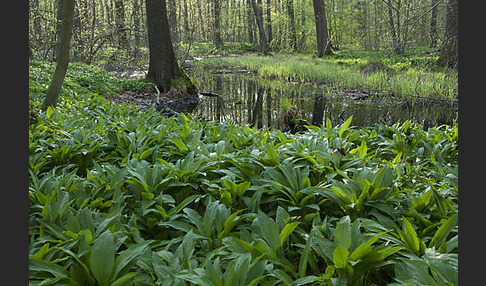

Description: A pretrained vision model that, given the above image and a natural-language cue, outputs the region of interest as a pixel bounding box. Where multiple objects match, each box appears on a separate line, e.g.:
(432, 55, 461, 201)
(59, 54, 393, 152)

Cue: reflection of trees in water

(266, 89, 272, 128)
(193, 73, 456, 129)
(312, 94, 325, 126)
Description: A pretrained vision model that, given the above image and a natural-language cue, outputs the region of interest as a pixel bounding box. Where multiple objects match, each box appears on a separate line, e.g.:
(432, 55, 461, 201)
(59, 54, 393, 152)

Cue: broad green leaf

(338, 116, 353, 137)
(90, 230, 116, 286)
(280, 222, 300, 247)
(429, 214, 458, 249)
(30, 258, 69, 279)
(334, 216, 352, 249)
(110, 272, 137, 286)
(113, 241, 151, 279)
(400, 218, 421, 255)
(333, 246, 349, 269)
(349, 232, 384, 261)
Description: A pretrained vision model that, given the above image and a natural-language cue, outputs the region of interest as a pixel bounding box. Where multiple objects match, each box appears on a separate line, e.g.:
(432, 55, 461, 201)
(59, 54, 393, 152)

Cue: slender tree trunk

(438, 0, 458, 68)
(247, 0, 255, 44)
(196, 0, 206, 41)
(42, 0, 75, 111)
(286, 0, 297, 50)
(299, 0, 306, 50)
(132, 0, 141, 58)
(312, 0, 331, 57)
(114, 0, 128, 50)
(250, 0, 268, 54)
(54, 0, 64, 61)
(167, 0, 178, 43)
(213, 0, 223, 48)
(182, 0, 190, 42)
(429, 0, 439, 48)
(145, 0, 194, 94)
(266, 0, 273, 46)
(386, 0, 402, 54)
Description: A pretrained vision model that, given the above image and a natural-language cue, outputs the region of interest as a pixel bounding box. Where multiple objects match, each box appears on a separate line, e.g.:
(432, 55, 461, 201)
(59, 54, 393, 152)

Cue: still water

(192, 72, 457, 130)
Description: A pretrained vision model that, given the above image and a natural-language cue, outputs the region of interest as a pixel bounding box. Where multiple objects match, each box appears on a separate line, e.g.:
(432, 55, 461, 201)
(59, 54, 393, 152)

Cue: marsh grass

(192, 51, 457, 99)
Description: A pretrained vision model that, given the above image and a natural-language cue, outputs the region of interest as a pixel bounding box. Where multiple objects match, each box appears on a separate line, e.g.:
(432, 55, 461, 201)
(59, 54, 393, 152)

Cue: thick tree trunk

(312, 0, 331, 57)
(438, 0, 458, 68)
(42, 0, 75, 111)
(145, 0, 194, 94)
(250, 0, 268, 54)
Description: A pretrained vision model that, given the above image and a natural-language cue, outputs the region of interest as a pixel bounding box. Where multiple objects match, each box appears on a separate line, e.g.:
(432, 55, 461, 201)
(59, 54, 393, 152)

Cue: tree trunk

(286, 0, 297, 50)
(167, 0, 178, 43)
(266, 0, 273, 46)
(54, 0, 64, 61)
(250, 0, 268, 54)
(145, 0, 195, 94)
(133, 0, 141, 58)
(312, 0, 331, 57)
(196, 0, 206, 41)
(213, 0, 223, 49)
(386, 0, 402, 54)
(42, 0, 75, 111)
(438, 0, 458, 68)
(114, 0, 128, 50)
(429, 0, 439, 48)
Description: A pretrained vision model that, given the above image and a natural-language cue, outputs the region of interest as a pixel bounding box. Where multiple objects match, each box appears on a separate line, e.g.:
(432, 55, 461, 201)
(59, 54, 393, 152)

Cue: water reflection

(192, 72, 457, 130)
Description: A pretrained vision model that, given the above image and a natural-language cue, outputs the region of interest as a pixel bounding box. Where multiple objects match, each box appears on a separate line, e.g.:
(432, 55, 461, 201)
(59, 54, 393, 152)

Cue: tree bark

(250, 0, 268, 54)
(266, 0, 273, 46)
(133, 0, 141, 58)
(114, 0, 128, 50)
(438, 0, 458, 68)
(167, 0, 178, 43)
(429, 0, 439, 48)
(42, 0, 75, 111)
(312, 0, 331, 57)
(213, 0, 223, 49)
(145, 0, 194, 94)
(286, 0, 297, 50)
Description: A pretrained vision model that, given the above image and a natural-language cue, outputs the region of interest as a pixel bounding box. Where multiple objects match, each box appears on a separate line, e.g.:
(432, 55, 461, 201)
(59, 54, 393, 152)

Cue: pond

(191, 71, 458, 131)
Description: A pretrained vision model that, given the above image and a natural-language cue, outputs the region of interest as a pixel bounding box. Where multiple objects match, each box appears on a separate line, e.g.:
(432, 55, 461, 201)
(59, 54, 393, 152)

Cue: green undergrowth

(29, 60, 458, 285)
(191, 50, 457, 99)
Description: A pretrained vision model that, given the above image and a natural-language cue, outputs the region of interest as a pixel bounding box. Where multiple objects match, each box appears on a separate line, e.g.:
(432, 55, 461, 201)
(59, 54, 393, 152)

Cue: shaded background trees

(29, 0, 455, 66)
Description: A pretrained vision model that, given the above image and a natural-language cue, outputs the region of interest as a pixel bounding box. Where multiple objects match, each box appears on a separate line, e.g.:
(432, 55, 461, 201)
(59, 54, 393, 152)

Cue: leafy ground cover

(29, 60, 458, 285)
(190, 48, 458, 100)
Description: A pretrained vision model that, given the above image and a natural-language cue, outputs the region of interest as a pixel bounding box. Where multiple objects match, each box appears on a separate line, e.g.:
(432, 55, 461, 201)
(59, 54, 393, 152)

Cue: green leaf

(400, 218, 421, 255)
(428, 214, 458, 250)
(90, 230, 116, 286)
(110, 272, 137, 286)
(349, 232, 384, 261)
(46, 106, 54, 120)
(334, 216, 352, 249)
(280, 222, 300, 247)
(333, 246, 349, 269)
(113, 241, 151, 279)
(338, 116, 353, 137)
(30, 258, 69, 279)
